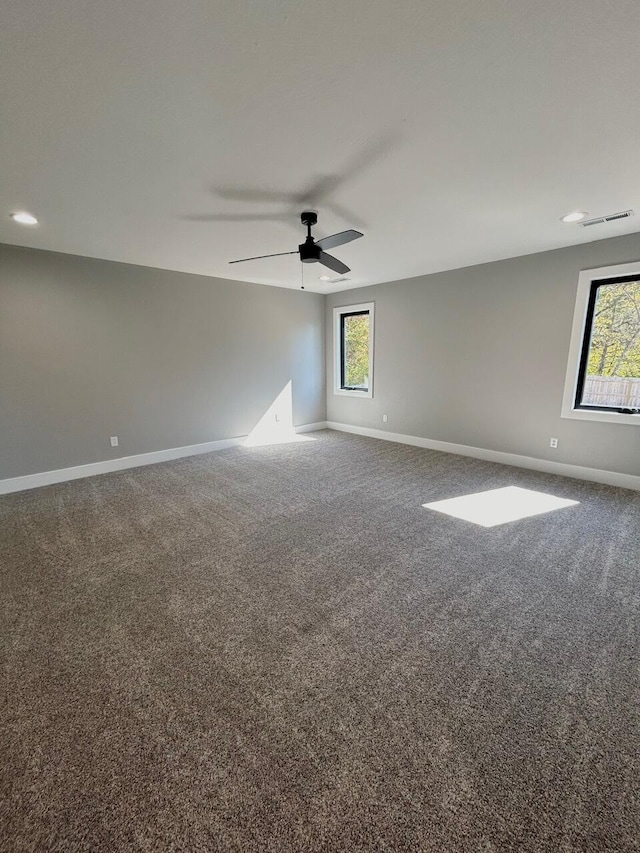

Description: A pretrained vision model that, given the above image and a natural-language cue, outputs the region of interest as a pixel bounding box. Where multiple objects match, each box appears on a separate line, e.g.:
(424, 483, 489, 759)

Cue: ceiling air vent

(580, 210, 634, 227)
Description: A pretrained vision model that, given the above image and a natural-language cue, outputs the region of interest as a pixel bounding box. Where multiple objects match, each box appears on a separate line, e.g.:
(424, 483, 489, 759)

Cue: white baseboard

(326, 421, 640, 492)
(0, 422, 328, 496)
(295, 421, 328, 434)
(7, 419, 631, 495)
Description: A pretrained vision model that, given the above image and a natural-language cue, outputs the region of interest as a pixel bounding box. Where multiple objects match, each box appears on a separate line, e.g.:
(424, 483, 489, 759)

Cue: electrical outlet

(110, 436, 119, 447)
(382, 414, 388, 423)
(549, 437, 558, 448)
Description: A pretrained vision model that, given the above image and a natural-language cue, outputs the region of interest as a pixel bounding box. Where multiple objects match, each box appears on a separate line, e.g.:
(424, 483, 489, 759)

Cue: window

(562, 263, 640, 425)
(334, 302, 374, 397)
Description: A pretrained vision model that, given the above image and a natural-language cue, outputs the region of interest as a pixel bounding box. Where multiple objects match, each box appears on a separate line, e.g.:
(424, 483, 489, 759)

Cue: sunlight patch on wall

(422, 486, 579, 528)
(243, 381, 315, 447)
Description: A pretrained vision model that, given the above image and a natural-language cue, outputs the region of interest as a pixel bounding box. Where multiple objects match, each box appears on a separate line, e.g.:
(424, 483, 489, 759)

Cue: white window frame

(333, 302, 375, 398)
(561, 261, 640, 426)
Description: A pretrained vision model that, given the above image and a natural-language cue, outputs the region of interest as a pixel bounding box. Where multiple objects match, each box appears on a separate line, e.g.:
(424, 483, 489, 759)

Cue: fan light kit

(10, 212, 38, 225)
(229, 211, 363, 278)
(560, 211, 588, 223)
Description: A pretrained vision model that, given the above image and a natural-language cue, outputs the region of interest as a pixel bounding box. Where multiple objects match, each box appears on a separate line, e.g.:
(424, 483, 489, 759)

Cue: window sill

(561, 407, 640, 426)
(334, 388, 373, 399)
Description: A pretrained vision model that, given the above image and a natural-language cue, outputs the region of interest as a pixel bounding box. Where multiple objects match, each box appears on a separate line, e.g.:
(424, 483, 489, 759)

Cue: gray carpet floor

(1, 430, 639, 852)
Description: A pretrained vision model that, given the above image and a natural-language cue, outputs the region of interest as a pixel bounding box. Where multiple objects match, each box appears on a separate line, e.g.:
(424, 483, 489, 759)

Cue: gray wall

(326, 232, 640, 477)
(0, 244, 325, 479)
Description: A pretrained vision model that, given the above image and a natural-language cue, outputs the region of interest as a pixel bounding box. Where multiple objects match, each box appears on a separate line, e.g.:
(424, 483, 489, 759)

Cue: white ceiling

(2, 0, 640, 293)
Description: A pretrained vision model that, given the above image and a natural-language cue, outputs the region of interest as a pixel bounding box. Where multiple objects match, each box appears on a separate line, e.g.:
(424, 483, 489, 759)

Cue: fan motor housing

(299, 241, 321, 263)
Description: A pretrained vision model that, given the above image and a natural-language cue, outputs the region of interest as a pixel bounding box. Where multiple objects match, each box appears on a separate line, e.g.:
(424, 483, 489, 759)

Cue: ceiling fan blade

(183, 213, 291, 223)
(215, 187, 295, 203)
(315, 229, 363, 251)
(229, 251, 297, 265)
(323, 201, 366, 229)
(319, 251, 350, 275)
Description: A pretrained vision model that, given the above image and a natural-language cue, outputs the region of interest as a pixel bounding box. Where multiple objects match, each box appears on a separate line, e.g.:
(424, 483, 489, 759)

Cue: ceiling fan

(229, 211, 363, 275)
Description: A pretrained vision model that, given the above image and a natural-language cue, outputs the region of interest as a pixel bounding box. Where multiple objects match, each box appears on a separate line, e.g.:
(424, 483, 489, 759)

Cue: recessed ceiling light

(10, 212, 38, 225)
(560, 211, 588, 223)
(319, 274, 351, 284)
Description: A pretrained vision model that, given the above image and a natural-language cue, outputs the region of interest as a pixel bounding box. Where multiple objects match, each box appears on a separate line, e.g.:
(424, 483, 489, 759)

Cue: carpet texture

(1, 430, 639, 852)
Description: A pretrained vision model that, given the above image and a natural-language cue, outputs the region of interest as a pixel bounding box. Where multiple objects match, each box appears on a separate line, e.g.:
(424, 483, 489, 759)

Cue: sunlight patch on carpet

(243, 381, 316, 447)
(423, 486, 579, 527)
